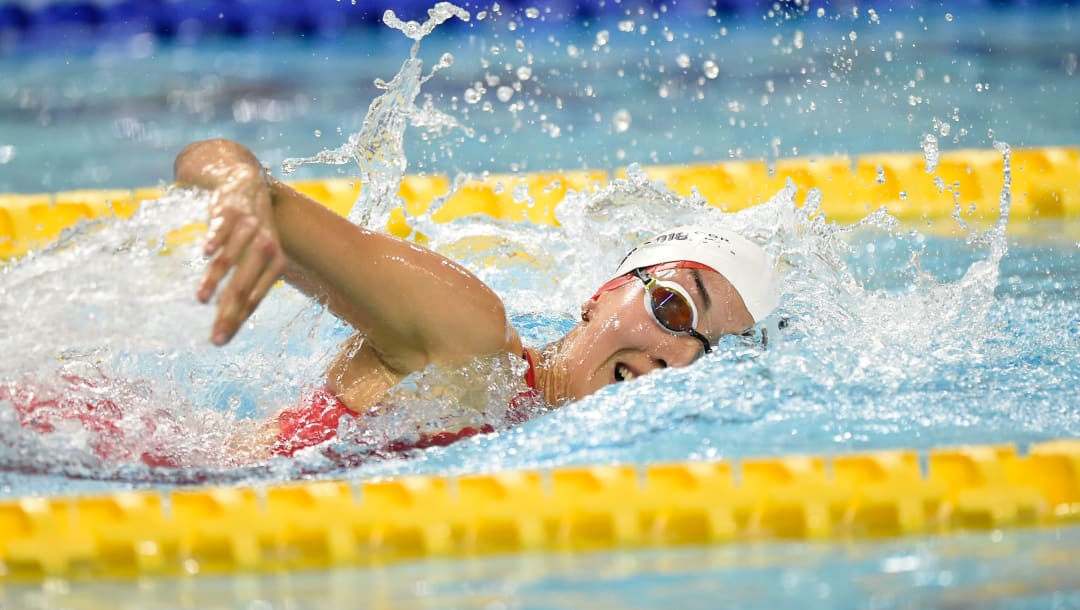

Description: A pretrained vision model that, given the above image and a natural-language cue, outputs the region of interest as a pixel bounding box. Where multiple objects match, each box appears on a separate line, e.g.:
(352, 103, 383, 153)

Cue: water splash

(281, 3, 471, 229)
(382, 3, 470, 41)
(1, 3, 1075, 487)
(0, 189, 330, 479)
(921, 133, 940, 173)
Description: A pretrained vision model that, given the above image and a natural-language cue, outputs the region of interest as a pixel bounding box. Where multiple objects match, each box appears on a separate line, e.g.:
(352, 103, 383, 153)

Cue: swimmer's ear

(580, 297, 598, 323)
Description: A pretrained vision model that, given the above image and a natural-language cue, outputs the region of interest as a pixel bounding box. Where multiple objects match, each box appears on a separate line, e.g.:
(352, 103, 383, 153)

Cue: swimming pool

(2, 1, 1079, 608)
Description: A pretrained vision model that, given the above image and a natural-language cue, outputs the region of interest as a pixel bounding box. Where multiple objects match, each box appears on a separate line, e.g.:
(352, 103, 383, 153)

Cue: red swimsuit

(4, 352, 542, 465)
(271, 350, 542, 457)
(1, 376, 180, 468)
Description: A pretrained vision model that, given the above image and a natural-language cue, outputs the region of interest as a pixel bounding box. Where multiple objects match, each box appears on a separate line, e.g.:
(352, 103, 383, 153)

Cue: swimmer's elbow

(472, 299, 518, 355)
(429, 298, 514, 362)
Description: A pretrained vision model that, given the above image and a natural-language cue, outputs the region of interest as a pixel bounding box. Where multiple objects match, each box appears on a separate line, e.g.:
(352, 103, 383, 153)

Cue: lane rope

(1, 147, 1077, 261)
(0, 440, 1078, 580)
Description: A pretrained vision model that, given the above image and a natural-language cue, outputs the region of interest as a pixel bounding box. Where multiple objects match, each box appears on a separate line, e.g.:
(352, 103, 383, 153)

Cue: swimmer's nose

(649, 334, 703, 369)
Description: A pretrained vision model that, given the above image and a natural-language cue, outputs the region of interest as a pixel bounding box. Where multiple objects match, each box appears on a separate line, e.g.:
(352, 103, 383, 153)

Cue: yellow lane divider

(0, 440, 1077, 580)
(1, 147, 1077, 261)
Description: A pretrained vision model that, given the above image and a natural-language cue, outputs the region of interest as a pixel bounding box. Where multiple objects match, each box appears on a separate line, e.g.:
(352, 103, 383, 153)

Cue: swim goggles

(592, 261, 714, 354)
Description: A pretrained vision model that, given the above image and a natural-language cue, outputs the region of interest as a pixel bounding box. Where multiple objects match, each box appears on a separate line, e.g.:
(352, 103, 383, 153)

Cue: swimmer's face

(563, 264, 754, 400)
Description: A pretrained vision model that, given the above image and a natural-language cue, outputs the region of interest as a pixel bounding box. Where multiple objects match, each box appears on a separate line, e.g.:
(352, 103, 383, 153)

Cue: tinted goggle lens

(649, 285, 695, 332)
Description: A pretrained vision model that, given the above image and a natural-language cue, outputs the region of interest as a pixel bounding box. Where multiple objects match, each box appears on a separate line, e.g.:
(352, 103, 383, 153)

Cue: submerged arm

(174, 138, 518, 373)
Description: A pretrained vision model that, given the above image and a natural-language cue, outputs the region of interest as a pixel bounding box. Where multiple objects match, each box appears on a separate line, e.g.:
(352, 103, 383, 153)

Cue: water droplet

(464, 88, 482, 104)
(1064, 53, 1079, 76)
(676, 53, 691, 69)
(703, 60, 719, 79)
(945, 13, 953, 22)
(496, 86, 514, 102)
(516, 65, 532, 81)
(849, 31, 857, 41)
(595, 30, 609, 47)
(525, 7, 539, 18)
(313, 129, 322, 138)
(921, 133, 940, 173)
(612, 109, 632, 133)
(816, 7, 825, 17)
(618, 20, 634, 33)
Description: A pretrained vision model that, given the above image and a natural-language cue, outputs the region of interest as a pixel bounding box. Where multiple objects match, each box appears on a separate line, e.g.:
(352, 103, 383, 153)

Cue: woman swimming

(172, 138, 782, 459)
(3, 138, 781, 466)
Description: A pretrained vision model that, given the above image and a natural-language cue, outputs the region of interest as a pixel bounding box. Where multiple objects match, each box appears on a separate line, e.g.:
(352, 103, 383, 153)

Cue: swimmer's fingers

(210, 226, 286, 345)
(202, 204, 235, 258)
(236, 252, 288, 340)
(199, 187, 274, 303)
(203, 174, 272, 257)
(198, 213, 255, 303)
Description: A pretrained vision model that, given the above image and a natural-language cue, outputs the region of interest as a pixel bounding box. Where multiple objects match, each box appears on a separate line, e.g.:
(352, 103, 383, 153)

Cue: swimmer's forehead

(614, 226, 779, 323)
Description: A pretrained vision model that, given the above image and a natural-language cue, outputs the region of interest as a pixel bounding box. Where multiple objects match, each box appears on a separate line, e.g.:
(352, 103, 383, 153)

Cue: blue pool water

(1, 3, 1079, 193)
(1, 2, 1079, 608)
(5, 526, 1080, 609)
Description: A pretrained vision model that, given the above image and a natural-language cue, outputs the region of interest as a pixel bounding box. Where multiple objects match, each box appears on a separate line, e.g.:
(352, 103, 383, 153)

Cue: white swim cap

(613, 225, 780, 323)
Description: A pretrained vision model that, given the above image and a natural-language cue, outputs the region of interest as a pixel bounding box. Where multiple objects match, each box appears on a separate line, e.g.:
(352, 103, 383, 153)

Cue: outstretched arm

(174, 138, 519, 374)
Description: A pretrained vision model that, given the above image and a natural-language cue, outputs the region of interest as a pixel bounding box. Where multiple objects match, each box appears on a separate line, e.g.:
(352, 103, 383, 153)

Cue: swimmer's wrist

(211, 161, 270, 197)
(174, 139, 266, 192)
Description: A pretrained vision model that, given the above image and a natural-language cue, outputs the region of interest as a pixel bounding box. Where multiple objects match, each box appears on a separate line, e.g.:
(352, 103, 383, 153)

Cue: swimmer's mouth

(614, 363, 637, 383)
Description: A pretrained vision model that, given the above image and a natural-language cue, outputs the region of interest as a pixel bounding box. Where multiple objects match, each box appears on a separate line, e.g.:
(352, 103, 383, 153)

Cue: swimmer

(170, 138, 782, 459)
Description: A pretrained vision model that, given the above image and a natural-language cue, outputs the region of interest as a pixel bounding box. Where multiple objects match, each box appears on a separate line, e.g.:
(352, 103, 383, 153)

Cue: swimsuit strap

(522, 349, 538, 390)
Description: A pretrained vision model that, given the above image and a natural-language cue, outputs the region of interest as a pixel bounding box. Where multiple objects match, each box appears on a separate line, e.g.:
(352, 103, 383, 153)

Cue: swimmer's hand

(200, 168, 286, 345)
(174, 139, 288, 345)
